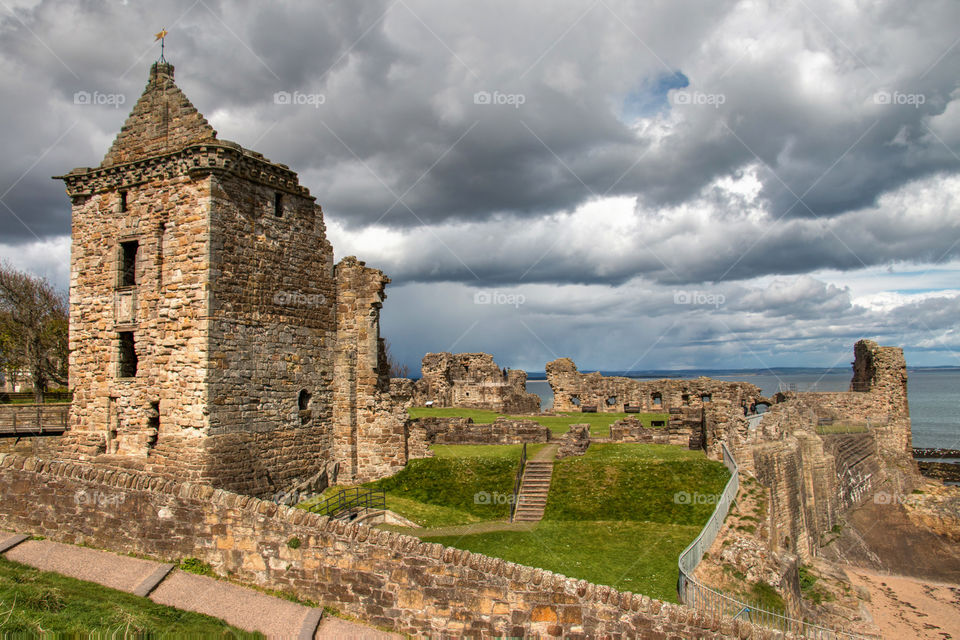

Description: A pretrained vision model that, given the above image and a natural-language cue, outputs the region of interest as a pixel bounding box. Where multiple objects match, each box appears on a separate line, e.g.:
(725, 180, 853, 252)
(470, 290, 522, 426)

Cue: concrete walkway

(0, 530, 399, 639)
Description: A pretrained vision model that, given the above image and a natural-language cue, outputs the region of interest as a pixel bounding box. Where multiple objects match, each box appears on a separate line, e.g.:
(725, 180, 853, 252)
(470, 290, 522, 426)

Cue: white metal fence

(677, 442, 879, 640)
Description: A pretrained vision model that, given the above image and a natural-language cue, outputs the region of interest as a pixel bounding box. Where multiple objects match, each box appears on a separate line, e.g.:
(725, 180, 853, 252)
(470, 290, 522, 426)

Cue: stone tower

(55, 62, 407, 497)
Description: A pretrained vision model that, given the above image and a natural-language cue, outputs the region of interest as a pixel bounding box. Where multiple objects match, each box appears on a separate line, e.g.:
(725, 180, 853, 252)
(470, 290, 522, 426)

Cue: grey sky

(1, 0, 958, 372)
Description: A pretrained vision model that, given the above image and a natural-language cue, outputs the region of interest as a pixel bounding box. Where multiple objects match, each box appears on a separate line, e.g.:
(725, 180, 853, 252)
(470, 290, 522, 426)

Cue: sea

(525, 368, 960, 452)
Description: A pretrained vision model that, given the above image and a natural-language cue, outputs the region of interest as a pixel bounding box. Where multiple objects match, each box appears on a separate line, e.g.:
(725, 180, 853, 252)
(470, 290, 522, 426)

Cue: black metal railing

(307, 488, 386, 521)
(509, 442, 528, 522)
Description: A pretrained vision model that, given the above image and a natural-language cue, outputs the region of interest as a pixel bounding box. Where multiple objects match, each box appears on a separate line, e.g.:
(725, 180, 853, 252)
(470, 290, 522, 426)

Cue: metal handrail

(307, 488, 386, 521)
(509, 442, 527, 522)
(677, 442, 879, 640)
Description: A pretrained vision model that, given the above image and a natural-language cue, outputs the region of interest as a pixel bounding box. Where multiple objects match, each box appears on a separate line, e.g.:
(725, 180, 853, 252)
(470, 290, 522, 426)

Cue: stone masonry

(53, 62, 408, 497)
(0, 452, 788, 639)
(409, 352, 541, 413)
(545, 357, 768, 414)
(751, 340, 917, 561)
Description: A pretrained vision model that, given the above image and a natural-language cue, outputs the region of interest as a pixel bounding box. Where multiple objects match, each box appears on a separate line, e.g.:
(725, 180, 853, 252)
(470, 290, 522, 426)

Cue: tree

(0, 262, 68, 400)
(382, 339, 411, 379)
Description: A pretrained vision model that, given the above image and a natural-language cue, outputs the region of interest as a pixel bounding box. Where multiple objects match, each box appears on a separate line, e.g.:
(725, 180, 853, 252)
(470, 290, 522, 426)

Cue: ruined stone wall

(412, 417, 550, 445)
(203, 171, 336, 497)
(545, 358, 765, 414)
(749, 341, 912, 560)
(608, 416, 691, 446)
(556, 424, 590, 459)
(413, 353, 540, 413)
(0, 453, 783, 639)
(333, 258, 408, 483)
(56, 60, 421, 498)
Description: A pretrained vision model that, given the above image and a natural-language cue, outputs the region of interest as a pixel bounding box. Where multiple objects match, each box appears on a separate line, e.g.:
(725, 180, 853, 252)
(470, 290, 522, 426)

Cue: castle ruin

(53, 62, 408, 496)
(405, 352, 541, 413)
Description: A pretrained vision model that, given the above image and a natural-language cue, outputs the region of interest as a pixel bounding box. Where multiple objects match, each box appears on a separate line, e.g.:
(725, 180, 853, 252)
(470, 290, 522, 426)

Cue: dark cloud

(2, 0, 960, 368)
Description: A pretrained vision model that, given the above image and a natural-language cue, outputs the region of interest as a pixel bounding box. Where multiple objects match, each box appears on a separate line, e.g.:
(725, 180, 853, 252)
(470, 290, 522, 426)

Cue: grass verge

(0, 556, 261, 637)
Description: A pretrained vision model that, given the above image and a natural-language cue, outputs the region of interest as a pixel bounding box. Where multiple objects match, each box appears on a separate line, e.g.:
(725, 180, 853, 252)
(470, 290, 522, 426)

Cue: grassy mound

(0, 557, 261, 636)
(297, 445, 529, 527)
(544, 444, 730, 525)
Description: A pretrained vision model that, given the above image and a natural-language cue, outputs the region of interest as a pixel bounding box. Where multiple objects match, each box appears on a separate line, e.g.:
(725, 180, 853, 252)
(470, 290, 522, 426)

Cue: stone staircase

(512, 459, 555, 522)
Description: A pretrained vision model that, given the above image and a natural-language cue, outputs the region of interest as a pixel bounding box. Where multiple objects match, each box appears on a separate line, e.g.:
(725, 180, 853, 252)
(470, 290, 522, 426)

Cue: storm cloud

(1, 0, 958, 370)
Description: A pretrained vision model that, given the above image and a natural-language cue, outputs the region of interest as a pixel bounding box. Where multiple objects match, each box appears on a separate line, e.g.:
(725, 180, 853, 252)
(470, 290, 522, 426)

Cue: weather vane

(155, 28, 169, 63)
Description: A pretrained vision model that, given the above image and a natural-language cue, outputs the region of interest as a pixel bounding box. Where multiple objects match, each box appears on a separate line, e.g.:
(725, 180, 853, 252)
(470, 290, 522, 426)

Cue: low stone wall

(609, 417, 691, 446)
(0, 453, 783, 638)
(556, 424, 590, 459)
(412, 417, 550, 445)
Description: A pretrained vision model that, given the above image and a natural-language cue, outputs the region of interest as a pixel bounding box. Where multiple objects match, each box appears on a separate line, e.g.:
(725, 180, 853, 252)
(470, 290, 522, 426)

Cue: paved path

(0, 529, 399, 639)
(530, 443, 558, 461)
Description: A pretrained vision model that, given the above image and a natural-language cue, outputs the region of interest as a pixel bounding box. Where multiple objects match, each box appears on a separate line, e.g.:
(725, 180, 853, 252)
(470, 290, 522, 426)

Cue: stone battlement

(57, 142, 311, 200)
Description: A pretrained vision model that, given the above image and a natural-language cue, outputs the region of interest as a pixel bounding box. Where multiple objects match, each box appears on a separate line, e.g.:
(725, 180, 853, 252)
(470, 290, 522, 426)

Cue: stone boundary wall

(0, 453, 785, 638)
(412, 417, 551, 445)
(609, 417, 691, 447)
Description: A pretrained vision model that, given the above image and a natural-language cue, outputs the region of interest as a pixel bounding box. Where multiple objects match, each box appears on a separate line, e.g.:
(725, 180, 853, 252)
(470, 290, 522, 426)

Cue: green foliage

(797, 565, 834, 605)
(179, 557, 217, 577)
(0, 262, 69, 395)
(750, 581, 786, 612)
(422, 520, 700, 603)
(286, 537, 301, 550)
(798, 565, 818, 592)
(544, 444, 730, 526)
(0, 557, 260, 636)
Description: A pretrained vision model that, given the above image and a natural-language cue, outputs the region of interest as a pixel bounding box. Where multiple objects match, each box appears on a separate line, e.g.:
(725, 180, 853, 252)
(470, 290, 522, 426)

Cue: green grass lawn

(0, 557, 261, 637)
(295, 441, 729, 603)
(407, 407, 671, 437)
(298, 446, 527, 528)
(816, 423, 870, 435)
(544, 444, 730, 525)
(430, 443, 546, 459)
(422, 520, 699, 603)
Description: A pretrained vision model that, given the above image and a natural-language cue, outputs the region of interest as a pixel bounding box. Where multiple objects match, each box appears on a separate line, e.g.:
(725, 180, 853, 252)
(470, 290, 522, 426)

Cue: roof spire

(154, 28, 169, 63)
